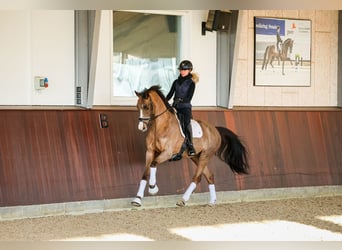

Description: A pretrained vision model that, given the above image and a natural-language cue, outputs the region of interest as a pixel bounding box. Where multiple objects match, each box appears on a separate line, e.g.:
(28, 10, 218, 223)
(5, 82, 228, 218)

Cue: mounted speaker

(202, 10, 231, 35)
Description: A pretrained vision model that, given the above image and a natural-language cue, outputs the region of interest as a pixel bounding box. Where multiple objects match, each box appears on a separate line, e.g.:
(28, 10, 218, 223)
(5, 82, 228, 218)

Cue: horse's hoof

(148, 185, 159, 195)
(176, 199, 186, 207)
(208, 201, 216, 207)
(131, 197, 142, 207)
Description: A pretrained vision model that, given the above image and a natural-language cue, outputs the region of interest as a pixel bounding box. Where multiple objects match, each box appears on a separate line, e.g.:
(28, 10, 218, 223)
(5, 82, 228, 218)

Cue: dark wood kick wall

(0, 109, 341, 207)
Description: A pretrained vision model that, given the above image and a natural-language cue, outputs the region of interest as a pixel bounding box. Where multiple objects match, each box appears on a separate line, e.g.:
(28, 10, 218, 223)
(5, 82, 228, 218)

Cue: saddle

(173, 109, 203, 138)
(178, 119, 203, 138)
(169, 112, 203, 161)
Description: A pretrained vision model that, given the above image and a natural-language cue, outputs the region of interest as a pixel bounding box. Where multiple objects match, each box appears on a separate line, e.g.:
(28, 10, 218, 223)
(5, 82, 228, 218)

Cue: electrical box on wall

(34, 76, 49, 90)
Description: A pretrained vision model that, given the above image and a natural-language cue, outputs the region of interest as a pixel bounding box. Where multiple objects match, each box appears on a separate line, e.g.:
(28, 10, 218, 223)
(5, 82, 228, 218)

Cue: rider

(166, 60, 198, 157)
(276, 26, 282, 56)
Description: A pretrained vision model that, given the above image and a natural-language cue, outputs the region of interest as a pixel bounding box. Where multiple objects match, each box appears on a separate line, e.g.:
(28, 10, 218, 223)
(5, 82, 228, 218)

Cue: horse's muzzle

(138, 116, 150, 132)
(138, 120, 148, 132)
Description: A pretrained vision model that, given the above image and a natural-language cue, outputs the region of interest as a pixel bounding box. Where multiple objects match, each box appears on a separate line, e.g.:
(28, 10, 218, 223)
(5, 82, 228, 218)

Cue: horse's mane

(139, 85, 175, 114)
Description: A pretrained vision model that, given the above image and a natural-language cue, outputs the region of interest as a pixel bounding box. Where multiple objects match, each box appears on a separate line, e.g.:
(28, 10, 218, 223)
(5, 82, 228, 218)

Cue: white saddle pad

(173, 109, 203, 138)
(176, 118, 203, 138)
(191, 119, 203, 138)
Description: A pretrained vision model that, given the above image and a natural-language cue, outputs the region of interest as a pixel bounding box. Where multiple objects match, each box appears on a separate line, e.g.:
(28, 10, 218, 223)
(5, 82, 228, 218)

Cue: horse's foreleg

(131, 179, 147, 207)
(270, 57, 275, 68)
(131, 150, 157, 207)
(148, 166, 159, 195)
(132, 165, 158, 206)
(262, 47, 269, 70)
(148, 148, 179, 195)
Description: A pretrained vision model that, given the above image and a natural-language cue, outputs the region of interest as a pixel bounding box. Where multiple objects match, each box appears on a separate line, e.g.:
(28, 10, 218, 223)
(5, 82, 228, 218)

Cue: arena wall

(0, 108, 340, 207)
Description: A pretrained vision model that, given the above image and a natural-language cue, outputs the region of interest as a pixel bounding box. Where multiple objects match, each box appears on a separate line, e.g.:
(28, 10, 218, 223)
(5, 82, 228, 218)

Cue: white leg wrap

(182, 182, 197, 202)
(138, 121, 144, 131)
(209, 184, 217, 205)
(149, 167, 157, 186)
(136, 179, 147, 198)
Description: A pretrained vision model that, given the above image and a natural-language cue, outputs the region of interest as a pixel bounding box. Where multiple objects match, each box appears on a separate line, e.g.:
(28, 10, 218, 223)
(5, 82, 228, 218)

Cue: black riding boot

(186, 124, 196, 156)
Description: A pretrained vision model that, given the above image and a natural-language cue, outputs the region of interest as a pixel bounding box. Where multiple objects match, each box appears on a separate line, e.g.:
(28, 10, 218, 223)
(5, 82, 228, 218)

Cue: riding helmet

(178, 60, 193, 70)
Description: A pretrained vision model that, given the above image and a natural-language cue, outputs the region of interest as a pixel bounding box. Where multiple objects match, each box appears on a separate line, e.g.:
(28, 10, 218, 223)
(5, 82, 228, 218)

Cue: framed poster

(254, 17, 311, 86)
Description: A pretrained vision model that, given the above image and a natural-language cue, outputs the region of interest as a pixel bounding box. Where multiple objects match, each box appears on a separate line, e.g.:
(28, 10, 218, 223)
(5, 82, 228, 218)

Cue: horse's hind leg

(202, 166, 217, 206)
(176, 157, 208, 207)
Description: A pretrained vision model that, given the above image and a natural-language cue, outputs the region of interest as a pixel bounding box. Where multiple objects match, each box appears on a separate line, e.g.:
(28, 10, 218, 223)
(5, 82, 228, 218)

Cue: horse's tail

(215, 126, 249, 174)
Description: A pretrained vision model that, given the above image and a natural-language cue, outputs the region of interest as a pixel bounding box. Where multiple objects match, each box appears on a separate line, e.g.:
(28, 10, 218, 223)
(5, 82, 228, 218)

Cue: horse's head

(135, 85, 175, 132)
(135, 88, 154, 132)
(289, 39, 293, 54)
(284, 38, 294, 54)
(135, 85, 173, 132)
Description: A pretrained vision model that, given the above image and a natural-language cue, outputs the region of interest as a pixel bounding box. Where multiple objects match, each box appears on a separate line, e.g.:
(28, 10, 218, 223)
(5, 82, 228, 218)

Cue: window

(112, 11, 181, 101)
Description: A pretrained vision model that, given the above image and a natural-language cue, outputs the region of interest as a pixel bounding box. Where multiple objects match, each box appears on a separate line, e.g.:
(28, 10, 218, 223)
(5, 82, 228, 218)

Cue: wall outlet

(34, 76, 48, 90)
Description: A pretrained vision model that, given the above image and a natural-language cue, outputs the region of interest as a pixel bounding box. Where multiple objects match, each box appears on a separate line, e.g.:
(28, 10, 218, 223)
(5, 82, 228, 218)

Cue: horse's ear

(135, 90, 149, 99)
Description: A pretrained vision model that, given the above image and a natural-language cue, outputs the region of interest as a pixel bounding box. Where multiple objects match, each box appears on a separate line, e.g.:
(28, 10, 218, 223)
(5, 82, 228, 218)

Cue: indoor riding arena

(0, 8, 341, 242)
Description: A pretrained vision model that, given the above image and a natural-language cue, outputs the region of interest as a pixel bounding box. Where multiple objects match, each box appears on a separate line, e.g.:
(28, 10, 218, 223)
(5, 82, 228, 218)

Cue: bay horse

(131, 85, 249, 207)
(261, 38, 294, 75)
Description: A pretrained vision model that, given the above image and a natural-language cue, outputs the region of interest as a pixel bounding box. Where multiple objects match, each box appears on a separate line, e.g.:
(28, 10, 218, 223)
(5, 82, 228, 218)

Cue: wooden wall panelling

(103, 110, 146, 198)
(0, 109, 341, 207)
(321, 111, 342, 184)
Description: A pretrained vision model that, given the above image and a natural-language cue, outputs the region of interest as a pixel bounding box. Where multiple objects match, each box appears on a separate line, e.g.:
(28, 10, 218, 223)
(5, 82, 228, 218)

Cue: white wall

(0, 10, 74, 105)
(187, 10, 217, 107)
(0, 11, 31, 105)
(30, 10, 75, 105)
(0, 10, 339, 107)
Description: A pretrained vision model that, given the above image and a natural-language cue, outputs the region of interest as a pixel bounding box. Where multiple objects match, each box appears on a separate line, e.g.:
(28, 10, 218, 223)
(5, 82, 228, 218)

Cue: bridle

(138, 107, 171, 122)
(138, 99, 173, 131)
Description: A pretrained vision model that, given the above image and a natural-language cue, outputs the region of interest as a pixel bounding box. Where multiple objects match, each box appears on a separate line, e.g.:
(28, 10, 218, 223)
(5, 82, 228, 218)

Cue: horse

(261, 38, 294, 75)
(131, 85, 249, 207)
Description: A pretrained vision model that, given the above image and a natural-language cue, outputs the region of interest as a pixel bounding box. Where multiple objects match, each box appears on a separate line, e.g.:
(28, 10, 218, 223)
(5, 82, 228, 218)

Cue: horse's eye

(142, 104, 149, 110)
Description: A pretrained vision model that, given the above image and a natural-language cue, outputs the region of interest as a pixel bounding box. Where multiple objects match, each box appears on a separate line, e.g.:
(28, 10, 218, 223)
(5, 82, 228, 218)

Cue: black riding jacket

(166, 74, 195, 109)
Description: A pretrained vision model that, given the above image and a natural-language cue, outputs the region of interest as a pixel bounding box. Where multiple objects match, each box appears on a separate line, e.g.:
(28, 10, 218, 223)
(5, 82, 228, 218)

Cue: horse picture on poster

(132, 85, 249, 207)
(261, 38, 294, 75)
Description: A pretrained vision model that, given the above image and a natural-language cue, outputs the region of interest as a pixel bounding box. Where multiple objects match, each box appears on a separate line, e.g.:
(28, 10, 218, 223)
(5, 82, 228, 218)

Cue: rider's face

(179, 69, 191, 77)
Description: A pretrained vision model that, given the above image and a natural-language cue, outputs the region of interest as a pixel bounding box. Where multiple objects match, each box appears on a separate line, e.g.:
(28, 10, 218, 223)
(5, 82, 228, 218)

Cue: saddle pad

(173, 109, 203, 138)
(191, 119, 203, 138)
(176, 118, 203, 138)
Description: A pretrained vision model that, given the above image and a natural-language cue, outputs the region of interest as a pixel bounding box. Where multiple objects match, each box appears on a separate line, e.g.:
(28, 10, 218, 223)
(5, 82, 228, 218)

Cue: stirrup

(187, 144, 196, 156)
(188, 150, 196, 156)
(170, 153, 182, 161)
(169, 140, 187, 161)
